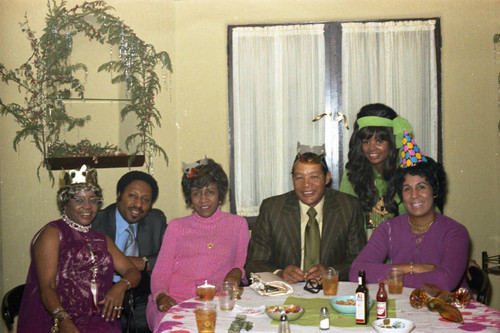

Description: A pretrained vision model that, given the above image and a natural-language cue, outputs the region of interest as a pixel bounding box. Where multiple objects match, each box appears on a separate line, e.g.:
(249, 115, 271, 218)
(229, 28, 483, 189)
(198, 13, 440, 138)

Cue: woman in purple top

(18, 175, 141, 333)
(349, 156, 469, 292)
(147, 158, 249, 331)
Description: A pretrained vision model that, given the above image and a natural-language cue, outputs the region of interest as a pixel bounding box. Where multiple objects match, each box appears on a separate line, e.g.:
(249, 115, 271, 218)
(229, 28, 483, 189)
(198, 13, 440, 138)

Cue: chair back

(467, 266, 490, 305)
(1, 284, 25, 332)
(482, 251, 500, 274)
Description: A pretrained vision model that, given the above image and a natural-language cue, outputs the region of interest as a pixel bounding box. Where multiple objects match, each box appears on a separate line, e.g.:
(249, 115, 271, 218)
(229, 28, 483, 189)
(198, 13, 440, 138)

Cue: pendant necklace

(62, 214, 98, 307)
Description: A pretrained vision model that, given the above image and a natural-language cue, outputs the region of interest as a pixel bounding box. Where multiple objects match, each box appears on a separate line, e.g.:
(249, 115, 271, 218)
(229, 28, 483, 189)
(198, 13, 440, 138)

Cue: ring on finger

(114, 306, 123, 310)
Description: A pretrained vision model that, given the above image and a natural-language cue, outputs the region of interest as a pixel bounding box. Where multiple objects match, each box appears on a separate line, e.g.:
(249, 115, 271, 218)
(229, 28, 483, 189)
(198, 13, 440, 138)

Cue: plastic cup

(195, 303, 217, 333)
(322, 268, 339, 296)
(387, 268, 404, 294)
(196, 280, 216, 301)
(217, 281, 236, 311)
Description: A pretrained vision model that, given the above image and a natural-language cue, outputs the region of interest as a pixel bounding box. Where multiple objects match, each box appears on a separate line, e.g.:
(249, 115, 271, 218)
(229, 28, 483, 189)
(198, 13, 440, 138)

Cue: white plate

(372, 318, 415, 333)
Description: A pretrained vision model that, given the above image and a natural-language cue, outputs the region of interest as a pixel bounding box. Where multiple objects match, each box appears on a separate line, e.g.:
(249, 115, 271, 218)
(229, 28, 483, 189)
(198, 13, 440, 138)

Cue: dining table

(156, 281, 500, 332)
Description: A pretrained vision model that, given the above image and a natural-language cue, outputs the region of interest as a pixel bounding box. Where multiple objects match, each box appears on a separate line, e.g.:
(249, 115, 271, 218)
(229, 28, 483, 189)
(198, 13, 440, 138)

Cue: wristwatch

(142, 256, 149, 271)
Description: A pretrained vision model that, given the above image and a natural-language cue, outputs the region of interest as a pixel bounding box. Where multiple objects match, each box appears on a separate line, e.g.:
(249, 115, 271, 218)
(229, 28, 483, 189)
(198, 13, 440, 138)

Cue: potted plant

(0, 0, 172, 181)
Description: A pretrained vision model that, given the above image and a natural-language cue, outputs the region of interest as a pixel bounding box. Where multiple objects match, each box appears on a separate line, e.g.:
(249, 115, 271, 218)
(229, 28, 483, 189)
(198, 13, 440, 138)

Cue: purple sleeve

(403, 218, 469, 291)
(349, 222, 393, 283)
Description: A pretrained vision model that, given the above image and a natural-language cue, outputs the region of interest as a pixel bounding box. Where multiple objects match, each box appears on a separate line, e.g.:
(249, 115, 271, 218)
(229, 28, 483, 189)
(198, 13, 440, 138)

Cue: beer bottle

(355, 270, 368, 324)
(376, 280, 388, 319)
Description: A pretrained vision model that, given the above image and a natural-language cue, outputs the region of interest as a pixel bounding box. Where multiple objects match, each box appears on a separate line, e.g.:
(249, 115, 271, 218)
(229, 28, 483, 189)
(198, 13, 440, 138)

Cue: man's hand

(278, 265, 306, 283)
(305, 264, 327, 280)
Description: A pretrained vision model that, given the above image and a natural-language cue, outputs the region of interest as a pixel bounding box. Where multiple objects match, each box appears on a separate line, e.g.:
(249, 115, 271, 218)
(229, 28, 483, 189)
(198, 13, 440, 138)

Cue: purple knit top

(349, 213, 469, 291)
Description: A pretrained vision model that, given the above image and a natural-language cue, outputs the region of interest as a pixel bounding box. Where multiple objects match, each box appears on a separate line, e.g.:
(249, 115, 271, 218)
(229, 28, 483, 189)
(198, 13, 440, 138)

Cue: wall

(0, 0, 498, 330)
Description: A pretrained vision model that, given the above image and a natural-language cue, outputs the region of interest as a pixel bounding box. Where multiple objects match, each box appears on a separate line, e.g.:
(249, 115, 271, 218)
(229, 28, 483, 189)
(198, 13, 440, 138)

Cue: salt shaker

(319, 306, 330, 330)
(278, 314, 291, 333)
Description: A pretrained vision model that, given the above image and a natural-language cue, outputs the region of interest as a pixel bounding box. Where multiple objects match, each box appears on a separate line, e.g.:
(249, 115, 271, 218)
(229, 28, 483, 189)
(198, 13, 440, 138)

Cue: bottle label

(377, 301, 387, 319)
(355, 292, 366, 323)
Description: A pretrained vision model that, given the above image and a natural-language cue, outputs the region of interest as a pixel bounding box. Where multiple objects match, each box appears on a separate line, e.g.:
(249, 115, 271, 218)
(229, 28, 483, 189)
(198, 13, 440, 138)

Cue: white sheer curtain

(232, 24, 326, 216)
(341, 20, 438, 162)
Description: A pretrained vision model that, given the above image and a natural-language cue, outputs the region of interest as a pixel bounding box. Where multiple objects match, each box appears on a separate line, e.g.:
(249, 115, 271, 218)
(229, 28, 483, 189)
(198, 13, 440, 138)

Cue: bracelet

(410, 262, 414, 275)
(51, 307, 65, 316)
(50, 311, 71, 332)
(120, 278, 132, 289)
(142, 256, 149, 271)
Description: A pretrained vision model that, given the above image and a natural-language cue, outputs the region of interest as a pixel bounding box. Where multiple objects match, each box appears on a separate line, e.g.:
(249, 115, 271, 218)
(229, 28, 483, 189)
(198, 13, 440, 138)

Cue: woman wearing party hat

(340, 104, 413, 233)
(348, 131, 470, 291)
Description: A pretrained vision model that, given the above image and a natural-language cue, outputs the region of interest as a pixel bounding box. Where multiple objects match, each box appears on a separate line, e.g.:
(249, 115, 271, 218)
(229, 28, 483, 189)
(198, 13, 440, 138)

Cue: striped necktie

(124, 224, 139, 256)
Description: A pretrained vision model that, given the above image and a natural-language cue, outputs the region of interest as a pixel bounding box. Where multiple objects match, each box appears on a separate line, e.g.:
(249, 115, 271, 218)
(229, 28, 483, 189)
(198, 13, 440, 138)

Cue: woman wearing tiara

(18, 166, 141, 333)
(349, 132, 469, 291)
(146, 158, 249, 332)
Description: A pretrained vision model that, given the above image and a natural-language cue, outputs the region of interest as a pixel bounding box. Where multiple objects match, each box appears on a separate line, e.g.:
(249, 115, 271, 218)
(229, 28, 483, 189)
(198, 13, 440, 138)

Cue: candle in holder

(196, 280, 216, 301)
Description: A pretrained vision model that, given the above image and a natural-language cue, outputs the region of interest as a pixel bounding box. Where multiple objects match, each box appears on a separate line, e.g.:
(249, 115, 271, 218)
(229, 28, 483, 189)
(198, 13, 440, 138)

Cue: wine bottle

(355, 270, 369, 324)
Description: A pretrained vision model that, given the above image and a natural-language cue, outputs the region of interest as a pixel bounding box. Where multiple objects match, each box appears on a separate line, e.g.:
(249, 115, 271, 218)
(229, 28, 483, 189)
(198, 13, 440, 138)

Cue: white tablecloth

(157, 282, 500, 332)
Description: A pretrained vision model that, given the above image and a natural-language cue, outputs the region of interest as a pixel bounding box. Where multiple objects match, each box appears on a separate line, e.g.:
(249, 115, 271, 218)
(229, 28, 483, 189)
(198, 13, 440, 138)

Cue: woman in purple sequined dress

(18, 173, 141, 333)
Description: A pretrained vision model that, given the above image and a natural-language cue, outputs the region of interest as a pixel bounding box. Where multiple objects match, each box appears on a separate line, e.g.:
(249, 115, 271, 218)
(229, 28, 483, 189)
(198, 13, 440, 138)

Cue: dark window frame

(227, 18, 442, 227)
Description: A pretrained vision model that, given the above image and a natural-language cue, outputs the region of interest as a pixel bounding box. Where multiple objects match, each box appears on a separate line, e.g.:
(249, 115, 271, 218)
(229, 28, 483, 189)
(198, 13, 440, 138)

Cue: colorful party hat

(400, 129, 427, 168)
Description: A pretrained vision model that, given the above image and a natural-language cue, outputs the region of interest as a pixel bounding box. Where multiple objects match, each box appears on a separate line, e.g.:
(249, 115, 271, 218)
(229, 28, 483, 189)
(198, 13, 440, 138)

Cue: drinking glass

(195, 303, 217, 333)
(217, 281, 236, 311)
(322, 268, 339, 296)
(387, 268, 404, 294)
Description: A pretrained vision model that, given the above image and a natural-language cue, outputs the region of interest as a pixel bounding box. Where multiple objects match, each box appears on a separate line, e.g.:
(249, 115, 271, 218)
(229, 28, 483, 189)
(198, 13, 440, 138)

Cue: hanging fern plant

(0, 0, 172, 181)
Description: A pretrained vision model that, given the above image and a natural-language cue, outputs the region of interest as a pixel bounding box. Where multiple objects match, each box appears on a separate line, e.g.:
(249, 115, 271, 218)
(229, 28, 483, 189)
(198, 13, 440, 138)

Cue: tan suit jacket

(245, 189, 366, 281)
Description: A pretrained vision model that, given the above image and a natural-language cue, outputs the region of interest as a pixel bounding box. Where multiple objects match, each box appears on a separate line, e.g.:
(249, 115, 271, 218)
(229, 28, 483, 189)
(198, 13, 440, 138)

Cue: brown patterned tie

(304, 207, 320, 270)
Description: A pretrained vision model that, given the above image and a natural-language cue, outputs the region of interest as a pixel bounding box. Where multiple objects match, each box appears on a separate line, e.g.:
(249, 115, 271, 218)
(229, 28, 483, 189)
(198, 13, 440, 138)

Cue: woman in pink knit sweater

(146, 158, 249, 331)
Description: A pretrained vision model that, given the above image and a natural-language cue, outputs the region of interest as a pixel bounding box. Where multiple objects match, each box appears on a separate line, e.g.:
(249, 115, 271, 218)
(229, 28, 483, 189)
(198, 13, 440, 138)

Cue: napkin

(232, 304, 267, 317)
(269, 297, 396, 327)
(249, 272, 294, 296)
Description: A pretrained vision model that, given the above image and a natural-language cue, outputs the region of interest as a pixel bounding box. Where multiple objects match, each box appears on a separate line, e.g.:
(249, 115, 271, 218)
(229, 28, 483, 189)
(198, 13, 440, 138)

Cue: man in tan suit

(245, 145, 366, 283)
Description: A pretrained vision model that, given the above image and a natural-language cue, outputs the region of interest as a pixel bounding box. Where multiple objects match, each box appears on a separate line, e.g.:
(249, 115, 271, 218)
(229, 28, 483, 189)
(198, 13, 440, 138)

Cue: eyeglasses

(72, 196, 102, 206)
(304, 279, 323, 294)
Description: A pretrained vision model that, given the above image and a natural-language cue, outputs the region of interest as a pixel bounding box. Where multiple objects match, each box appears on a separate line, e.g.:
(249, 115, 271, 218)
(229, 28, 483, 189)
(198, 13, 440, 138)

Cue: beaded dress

(17, 218, 120, 333)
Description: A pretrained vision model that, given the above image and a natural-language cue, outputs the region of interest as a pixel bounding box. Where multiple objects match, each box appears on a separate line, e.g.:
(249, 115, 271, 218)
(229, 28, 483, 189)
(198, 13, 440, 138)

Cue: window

(228, 19, 441, 218)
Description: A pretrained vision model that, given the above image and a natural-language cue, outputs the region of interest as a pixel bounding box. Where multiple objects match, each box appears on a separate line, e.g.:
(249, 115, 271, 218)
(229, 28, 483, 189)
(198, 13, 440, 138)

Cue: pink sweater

(146, 208, 249, 331)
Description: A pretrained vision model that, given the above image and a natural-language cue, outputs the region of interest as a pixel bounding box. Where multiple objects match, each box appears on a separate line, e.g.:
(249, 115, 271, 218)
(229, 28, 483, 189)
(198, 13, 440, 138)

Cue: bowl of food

(329, 296, 374, 315)
(372, 318, 415, 332)
(265, 304, 305, 321)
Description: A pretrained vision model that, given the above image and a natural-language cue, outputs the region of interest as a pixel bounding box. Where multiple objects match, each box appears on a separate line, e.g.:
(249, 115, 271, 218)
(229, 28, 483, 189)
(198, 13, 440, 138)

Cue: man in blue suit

(93, 171, 166, 333)
(245, 145, 366, 283)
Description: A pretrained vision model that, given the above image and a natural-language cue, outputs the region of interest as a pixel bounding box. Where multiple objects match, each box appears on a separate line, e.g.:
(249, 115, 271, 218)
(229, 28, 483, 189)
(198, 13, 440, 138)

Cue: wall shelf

(46, 155, 145, 170)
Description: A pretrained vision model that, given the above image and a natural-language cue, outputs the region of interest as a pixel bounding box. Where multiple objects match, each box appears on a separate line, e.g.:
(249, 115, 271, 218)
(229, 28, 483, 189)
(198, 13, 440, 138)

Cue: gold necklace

(408, 213, 435, 231)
